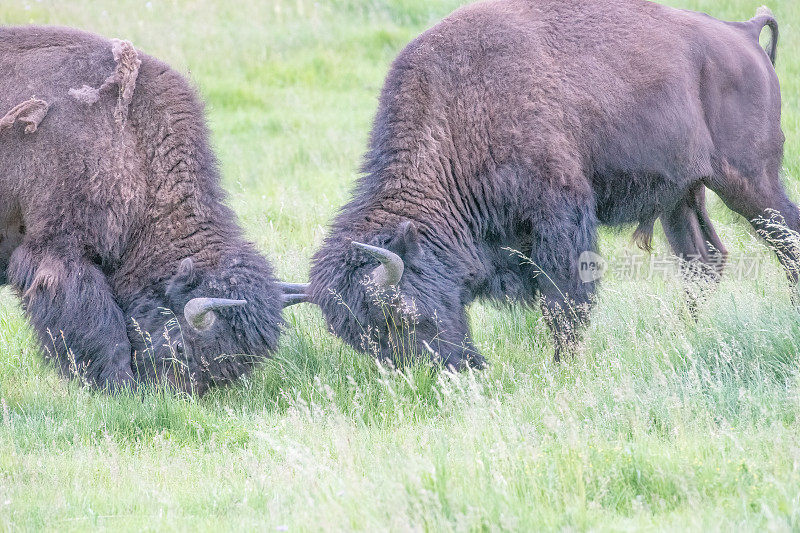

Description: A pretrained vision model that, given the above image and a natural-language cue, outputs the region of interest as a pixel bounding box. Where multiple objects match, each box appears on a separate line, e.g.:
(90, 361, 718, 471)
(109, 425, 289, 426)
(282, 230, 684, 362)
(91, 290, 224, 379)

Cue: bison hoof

(442, 353, 484, 372)
(442, 350, 487, 372)
(467, 352, 488, 370)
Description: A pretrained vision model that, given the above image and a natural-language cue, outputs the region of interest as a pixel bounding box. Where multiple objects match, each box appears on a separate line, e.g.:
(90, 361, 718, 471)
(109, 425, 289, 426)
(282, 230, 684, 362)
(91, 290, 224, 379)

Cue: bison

(291, 0, 794, 369)
(0, 27, 295, 394)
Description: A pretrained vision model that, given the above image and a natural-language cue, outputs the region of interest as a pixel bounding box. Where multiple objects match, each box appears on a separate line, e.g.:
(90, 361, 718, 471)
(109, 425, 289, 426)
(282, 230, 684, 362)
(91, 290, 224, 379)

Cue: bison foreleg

(7, 243, 134, 390)
(530, 201, 598, 362)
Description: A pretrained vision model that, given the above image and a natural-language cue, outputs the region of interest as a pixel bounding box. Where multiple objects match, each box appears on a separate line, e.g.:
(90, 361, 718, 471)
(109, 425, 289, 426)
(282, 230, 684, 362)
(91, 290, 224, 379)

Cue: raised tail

(750, 6, 778, 65)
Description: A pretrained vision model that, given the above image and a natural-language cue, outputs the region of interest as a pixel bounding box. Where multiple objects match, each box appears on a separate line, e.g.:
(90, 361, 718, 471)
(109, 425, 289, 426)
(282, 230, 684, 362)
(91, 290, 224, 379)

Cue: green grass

(2, 0, 800, 530)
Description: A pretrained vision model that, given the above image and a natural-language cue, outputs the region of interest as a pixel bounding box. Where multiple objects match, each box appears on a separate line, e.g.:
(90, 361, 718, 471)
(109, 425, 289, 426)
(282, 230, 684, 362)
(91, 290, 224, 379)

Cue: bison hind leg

(660, 184, 728, 319)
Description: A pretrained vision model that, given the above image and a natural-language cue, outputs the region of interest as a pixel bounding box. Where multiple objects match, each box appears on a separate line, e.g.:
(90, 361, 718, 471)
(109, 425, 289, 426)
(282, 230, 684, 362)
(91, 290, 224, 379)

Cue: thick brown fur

(309, 0, 794, 367)
(0, 27, 284, 394)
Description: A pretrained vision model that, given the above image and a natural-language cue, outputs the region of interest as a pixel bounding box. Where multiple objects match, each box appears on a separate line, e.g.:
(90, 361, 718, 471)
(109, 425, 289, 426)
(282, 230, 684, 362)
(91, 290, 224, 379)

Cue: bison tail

(751, 6, 778, 66)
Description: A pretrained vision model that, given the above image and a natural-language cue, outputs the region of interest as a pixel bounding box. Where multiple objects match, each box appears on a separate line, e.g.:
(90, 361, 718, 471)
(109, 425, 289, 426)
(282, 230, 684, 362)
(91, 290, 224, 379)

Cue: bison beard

(303, 1, 796, 368)
(0, 27, 291, 394)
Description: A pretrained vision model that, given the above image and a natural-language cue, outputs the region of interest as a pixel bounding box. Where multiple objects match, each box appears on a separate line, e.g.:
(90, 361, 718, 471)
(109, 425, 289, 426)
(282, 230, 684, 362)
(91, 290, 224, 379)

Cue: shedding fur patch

(69, 39, 141, 127)
(68, 85, 101, 105)
(0, 98, 50, 134)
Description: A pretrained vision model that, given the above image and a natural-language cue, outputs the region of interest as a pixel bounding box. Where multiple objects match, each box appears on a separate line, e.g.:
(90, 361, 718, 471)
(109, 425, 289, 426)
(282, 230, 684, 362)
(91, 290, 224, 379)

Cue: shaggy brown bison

(0, 27, 293, 394)
(294, 0, 793, 368)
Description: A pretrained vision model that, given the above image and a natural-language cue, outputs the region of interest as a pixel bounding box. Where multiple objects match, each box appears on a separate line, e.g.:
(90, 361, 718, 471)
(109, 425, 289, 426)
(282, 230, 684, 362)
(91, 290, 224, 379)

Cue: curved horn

(282, 293, 309, 307)
(278, 282, 311, 308)
(352, 241, 404, 287)
(278, 282, 310, 294)
(184, 297, 247, 331)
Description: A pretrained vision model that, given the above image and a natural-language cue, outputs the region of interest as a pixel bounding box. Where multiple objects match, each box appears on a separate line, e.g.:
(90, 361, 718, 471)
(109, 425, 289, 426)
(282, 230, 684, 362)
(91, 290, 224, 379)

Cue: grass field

(2, 0, 800, 530)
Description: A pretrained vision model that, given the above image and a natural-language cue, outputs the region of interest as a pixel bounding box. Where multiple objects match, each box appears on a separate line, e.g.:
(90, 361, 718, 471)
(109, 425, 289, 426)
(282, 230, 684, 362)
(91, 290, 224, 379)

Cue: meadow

(2, 0, 800, 530)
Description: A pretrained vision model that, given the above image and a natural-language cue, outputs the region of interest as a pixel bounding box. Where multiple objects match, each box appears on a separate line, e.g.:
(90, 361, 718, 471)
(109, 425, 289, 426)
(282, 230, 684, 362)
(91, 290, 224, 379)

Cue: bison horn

(352, 241, 404, 287)
(184, 297, 247, 331)
(278, 282, 310, 308)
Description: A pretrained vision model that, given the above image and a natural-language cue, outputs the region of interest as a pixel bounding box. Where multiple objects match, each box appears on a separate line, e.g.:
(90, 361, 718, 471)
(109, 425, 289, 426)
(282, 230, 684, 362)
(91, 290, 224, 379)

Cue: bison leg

(7, 242, 134, 390)
(706, 162, 800, 291)
(661, 184, 728, 317)
(531, 203, 598, 361)
(540, 289, 593, 362)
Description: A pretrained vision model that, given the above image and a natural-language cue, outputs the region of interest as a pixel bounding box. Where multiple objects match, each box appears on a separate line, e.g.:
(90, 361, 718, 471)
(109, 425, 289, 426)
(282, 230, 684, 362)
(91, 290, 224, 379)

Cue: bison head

(125, 253, 283, 394)
(306, 220, 485, 370)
